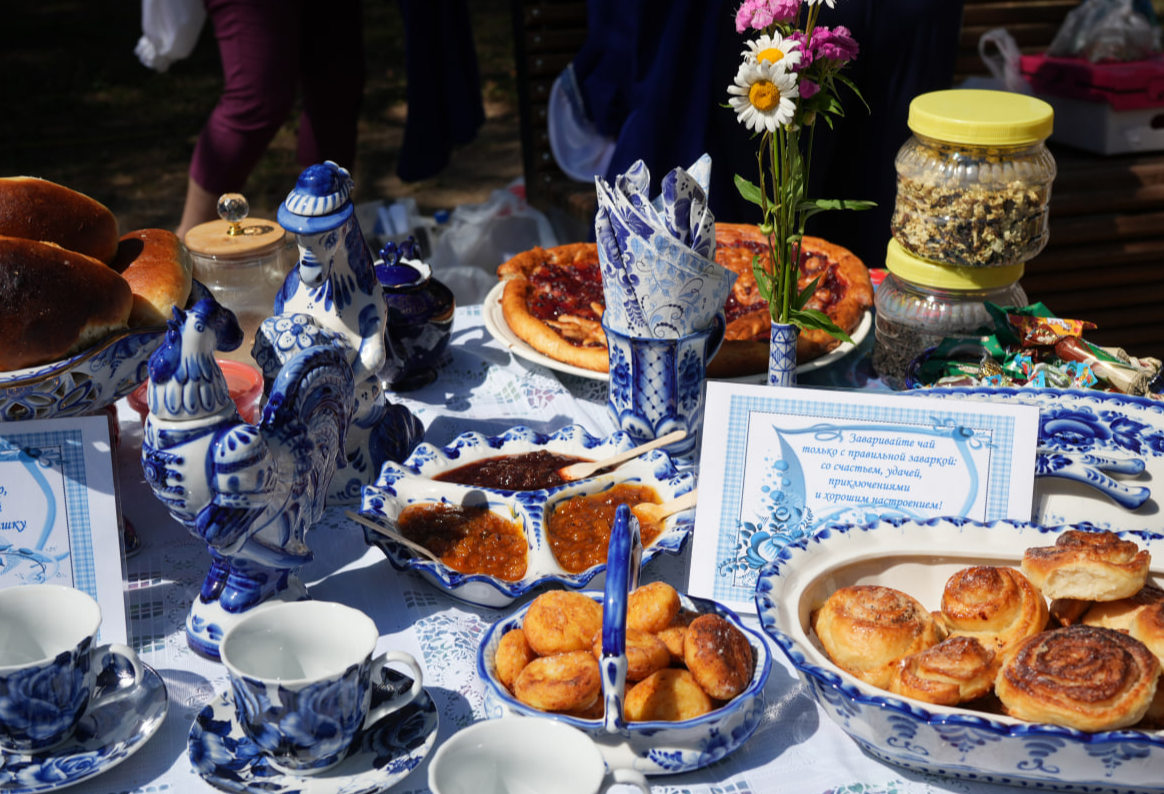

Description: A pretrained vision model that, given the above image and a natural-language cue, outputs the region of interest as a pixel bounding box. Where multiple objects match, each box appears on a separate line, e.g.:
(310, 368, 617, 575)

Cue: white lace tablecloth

(87, 305, 1014, 794)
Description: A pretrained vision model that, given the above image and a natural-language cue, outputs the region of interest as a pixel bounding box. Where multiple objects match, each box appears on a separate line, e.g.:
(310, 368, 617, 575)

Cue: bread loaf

(0, 235, 132, 371)
(111, 229, 193, 326)
(0, 177, 119, 264)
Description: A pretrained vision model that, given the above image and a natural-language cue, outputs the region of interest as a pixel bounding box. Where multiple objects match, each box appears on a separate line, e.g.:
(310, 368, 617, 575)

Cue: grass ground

(0, 0, 522, 235)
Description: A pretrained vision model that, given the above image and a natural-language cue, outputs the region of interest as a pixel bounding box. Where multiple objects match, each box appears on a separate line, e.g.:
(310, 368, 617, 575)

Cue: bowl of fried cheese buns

(478, 504, 771, 776)
(757, 516, 1164, 792)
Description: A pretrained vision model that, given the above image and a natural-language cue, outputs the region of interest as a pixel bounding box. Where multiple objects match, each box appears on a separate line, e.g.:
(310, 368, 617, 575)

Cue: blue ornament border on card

(709, 392, 1021, 606)
(0, 427, 94, 596)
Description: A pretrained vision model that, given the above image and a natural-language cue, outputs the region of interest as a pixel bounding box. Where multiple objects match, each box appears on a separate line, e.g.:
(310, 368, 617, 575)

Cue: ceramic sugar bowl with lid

(376, 237, 455, 391)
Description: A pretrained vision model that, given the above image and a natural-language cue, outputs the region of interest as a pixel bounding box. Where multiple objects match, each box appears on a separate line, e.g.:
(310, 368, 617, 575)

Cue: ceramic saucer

(188, 669, 438, 794)
(0, 663, 169, 793)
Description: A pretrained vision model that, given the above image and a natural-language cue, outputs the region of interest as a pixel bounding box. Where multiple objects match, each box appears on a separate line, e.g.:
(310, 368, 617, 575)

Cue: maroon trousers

(189, 0, 365, 194)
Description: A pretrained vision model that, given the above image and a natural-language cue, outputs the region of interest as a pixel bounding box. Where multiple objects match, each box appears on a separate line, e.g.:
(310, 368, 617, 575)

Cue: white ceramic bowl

(358, 425, 696, 606)
(755, 516, 1164, 792)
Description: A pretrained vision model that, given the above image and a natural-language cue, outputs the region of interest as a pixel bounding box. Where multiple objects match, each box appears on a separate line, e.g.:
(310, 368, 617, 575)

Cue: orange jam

(397, 503, 528, 581)
(546, 483, 662, 574)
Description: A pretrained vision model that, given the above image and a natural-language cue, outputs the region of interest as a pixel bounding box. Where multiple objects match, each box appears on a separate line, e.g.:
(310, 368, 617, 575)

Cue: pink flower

(810, 25, 859, 64)
(799, 79, 820, 98)
(786, 31, 812, 69)
(735, 0, 802, 33)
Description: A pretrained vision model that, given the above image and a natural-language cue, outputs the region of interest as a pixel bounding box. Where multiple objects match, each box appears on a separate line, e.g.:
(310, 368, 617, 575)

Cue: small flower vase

(767, 322, 798, 387)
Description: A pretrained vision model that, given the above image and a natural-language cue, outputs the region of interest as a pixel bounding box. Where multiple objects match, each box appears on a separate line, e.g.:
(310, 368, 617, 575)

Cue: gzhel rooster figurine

(253, 161, 423, 504)
(141, 296, 354, 659)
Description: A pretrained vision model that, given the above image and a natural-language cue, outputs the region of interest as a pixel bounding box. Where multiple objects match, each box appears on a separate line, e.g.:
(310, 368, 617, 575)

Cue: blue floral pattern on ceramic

(254, 161, 424, 505)
(0, 665, 168, 794)
(922, 387, 1164, 520)
(755, 516, 1164, 792)
(603, 313, 725, 459)
(375, 238, 455, 392)
(0, 641, 91, 752)
(141, 296, 355, 659)
(0, 281, 210, 422)
(767, 322, 798, 387)
(188, 669, 437, 794)
(478, 556, 771, 777)
(358, 424, 696, 607)
(594, 156, 735, 338)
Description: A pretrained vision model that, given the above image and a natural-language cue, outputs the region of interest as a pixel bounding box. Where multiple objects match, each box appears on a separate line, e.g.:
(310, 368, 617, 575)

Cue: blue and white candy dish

(357, 425, 696, 607)
(0, 281, 210, 422)
(0, 663, 168, 794)
(755, 516, 1164, 793)
(188, 668, 437, 794)
(478, 506, 772, 776)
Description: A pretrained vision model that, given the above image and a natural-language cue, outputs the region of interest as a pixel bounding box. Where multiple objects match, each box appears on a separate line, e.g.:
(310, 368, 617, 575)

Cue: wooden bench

(512, 0, 1164, 359)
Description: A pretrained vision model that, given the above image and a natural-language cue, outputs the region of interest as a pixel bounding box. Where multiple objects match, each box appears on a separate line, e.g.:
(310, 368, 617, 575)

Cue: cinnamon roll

(889, 635, 998, 706)
(1085, 583, 1164, 632)
(812, 585, 945, 689)
(1022, 530, 1150, 602)
(938, 566, 1048, 654)
(995, 625, 1159, 732)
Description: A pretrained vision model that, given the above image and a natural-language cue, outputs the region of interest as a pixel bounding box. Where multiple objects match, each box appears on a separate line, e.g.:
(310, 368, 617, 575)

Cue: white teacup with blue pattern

(0, 584, 145, 752)
(219, 600, 424, 775)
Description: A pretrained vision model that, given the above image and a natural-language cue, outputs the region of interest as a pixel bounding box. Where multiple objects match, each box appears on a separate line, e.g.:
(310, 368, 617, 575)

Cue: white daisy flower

(806, 0, 837, 7)
(741, 32, 803, 72)
(728, 60, 799, 133)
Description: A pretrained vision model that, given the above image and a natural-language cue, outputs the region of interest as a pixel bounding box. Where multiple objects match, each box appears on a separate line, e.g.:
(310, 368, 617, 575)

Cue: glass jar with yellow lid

(891, 89, 1056, 269)
(872, 238, 1028, 390)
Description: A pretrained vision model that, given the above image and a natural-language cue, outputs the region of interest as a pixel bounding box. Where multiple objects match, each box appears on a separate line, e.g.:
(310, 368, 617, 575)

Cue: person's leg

(180, 0, 302, 237)
(296, 0, 365, 170)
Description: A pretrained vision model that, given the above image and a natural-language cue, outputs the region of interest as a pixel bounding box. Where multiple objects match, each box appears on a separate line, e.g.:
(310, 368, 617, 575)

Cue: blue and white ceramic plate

(0, 663, 168, 793)
(358, 425, 696, 607)
(188, 669, 438, 794)
(756, 516, 1164, 793)
(920, 387, 1164, 528)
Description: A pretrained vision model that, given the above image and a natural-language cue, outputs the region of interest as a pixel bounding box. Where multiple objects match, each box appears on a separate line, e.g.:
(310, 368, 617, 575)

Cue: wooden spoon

(558, 429, 688, 481)
(344, 510, 445, 565)
(631, 488, 698, 527)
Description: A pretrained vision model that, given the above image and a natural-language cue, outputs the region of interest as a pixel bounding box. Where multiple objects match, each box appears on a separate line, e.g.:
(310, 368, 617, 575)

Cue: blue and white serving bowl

(478, 506, 771, 776)
(0, 282, 209, 422)
(755, 516, 1164, 793)
(358, 425, 696, 606)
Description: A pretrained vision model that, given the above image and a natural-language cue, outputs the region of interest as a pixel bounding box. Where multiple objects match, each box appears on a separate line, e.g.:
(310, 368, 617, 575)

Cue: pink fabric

(189, 0, 365, 194)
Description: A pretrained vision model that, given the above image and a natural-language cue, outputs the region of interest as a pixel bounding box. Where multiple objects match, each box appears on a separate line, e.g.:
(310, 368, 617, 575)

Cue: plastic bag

(1047, 0, 1160, 62)
(975, 28, 1034, 94)
(429, 179, 558, 280)
(135, 0, 207, 73)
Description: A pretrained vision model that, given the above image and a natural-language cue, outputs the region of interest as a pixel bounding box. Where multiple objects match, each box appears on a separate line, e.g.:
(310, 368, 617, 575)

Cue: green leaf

(734, 174, 765, 208)
(793, 275, 821, 310)
(789, 307, 854, 344)
(797, 198, 877, 212)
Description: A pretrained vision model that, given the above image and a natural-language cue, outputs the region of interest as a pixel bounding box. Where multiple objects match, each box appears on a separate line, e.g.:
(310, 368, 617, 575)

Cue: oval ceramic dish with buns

(755, 517, 1164, 793)
(357, 425, 696, 606)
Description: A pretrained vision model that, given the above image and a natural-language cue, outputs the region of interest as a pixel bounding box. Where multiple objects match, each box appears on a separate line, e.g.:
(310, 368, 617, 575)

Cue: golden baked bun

(0, 177, 119, 264)
(938, 566, 1048, 655)
(812, 585, 945, 689)
(0, 235, 132, 371)
(995, 626, 1159, 732)
(1022, 529, 1150, 602)
(1084, 583, 1164, 632)
(111, 229, 193, 327)
(889, 635, 999, 706)
(1129, 600, 1164, 661)
(1049, 598, 1091, 628)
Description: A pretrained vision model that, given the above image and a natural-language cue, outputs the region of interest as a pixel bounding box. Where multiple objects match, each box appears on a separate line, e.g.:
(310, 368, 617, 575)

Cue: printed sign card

(0, 415, 128, 643)
(690, 383, 1039, 612)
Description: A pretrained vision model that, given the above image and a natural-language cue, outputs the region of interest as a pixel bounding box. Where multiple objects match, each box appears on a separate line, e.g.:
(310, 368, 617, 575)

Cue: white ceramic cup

(0, 584, 145, 752)
(219, 600, 423, 775)
(428, 717, 651, 794)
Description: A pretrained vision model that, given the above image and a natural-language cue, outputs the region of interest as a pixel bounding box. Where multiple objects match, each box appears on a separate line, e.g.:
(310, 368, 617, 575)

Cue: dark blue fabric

(572, 0, 966, 268)
(396, 0, 486, 183)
